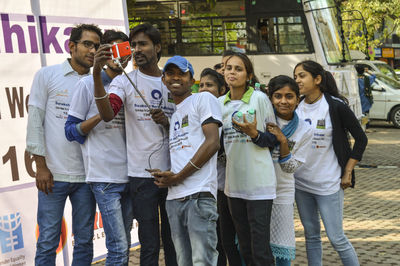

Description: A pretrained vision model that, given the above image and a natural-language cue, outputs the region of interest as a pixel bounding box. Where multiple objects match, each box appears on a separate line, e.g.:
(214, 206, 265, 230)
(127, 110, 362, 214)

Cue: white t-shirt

(271, 117, 312, 204)
(109, 69, 175, 178)
(295, 95, 342, 195)
(28, 60, 87, 176)
(219, 89, 276, 200)
(68, 73, 128, 183)
(167, 92, 222, 200)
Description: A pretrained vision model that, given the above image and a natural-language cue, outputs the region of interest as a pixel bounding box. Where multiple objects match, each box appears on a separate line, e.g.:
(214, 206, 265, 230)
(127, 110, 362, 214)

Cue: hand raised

(93, 44, 113, 72)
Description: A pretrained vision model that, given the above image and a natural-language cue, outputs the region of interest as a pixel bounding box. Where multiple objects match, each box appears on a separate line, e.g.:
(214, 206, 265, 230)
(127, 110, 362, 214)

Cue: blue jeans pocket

(195, 198, 218, 222)
(90, 182, 112, 194)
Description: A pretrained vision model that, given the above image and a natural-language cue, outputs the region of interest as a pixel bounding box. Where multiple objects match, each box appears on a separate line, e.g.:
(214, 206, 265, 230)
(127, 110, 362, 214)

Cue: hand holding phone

(111, 41, 132, 60)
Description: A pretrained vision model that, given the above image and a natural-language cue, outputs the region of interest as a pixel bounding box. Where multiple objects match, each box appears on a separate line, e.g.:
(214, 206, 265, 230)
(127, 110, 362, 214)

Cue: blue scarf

(274, 109, 299, 139)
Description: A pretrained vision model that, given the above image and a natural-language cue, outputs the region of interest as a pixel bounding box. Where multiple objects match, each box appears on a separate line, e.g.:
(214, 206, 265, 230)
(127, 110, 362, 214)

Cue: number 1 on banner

(2, 145, 36, 182)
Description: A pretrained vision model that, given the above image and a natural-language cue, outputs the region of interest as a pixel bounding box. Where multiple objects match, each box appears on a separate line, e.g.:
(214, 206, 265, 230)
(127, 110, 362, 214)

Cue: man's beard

(134, 53, 151, 68)
(74, 50, 92, 69)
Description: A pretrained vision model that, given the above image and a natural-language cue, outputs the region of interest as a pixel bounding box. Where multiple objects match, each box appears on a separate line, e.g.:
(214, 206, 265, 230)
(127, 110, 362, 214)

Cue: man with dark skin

(151, 56, 222, 265)
(92, 24, 177, 266)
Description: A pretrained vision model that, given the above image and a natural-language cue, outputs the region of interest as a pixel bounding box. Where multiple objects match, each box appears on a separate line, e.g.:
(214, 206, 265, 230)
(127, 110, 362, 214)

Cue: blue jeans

(166, 197, 218, 266)
(90, 182, 132, 266)
(35, 181, 96, 266)
(295, 189, 359, 266)
(130, 177, 177, 266)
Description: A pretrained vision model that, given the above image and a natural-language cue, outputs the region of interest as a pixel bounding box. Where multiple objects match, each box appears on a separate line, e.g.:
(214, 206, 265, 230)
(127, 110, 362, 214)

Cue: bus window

(250, 16, 312, 54)
(129, 0, 312, 56)
(309, 0, 350, 64)
(257, 19, 275, 53)
(130, 0, 246, 56)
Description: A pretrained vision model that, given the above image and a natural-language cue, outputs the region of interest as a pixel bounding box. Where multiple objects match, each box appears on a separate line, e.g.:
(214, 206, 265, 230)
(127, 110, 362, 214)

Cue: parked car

(353, 60, 400, 82)
(369, 73, 400, 128)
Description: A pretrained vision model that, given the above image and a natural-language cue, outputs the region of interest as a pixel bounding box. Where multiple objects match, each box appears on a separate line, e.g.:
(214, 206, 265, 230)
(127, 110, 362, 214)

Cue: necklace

(307, 92, 322, 104)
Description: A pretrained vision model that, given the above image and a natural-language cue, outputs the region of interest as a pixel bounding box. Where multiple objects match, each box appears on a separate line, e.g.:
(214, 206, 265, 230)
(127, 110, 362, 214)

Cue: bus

(129, 0, 362, 118)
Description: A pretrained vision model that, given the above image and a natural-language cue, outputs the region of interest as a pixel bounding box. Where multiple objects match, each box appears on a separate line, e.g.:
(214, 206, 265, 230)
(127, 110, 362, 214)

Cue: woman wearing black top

(293, 60, 367, 266)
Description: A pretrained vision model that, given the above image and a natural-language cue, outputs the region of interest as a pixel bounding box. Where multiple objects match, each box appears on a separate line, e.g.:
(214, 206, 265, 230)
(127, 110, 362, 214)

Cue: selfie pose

(93, 24, 177, 266)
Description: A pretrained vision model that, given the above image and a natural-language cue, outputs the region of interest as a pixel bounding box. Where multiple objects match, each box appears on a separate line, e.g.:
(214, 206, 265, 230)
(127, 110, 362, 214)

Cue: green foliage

(341, 0, 400, 51)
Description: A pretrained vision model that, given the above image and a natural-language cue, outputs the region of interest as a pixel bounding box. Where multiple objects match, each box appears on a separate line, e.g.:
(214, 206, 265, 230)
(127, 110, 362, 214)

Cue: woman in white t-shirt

(199, 68, 243, 266)
(265, 75, 312, 266)
(293, 60, 367, 266)
(219, 52, 276, 266)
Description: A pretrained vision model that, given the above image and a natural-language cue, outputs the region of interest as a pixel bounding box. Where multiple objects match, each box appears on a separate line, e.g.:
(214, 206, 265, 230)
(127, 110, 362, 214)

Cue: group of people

(26, 22, 368, 266)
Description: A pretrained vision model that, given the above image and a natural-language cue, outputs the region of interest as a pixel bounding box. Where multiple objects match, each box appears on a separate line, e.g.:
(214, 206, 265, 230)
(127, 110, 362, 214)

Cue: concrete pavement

(293, 121, 400, 265)
(94, 121, 400, 265)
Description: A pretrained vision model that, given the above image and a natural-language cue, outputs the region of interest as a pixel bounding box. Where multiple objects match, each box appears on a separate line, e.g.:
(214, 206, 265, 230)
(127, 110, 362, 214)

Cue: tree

(341, 0, 400, 52)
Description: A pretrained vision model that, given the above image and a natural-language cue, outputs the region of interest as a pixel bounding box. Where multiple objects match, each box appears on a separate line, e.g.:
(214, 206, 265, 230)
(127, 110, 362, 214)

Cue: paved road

(94, 121, 400, 266)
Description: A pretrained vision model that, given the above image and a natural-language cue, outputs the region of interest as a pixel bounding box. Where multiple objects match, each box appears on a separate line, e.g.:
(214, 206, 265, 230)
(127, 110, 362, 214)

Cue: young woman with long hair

(293, 60, 367, 266)
(219, 52, 276, 266)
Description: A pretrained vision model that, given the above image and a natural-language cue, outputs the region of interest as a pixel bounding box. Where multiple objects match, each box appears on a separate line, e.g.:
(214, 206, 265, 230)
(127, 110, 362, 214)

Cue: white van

(354, 60, 400, 82)
(369, 74, 400, 128)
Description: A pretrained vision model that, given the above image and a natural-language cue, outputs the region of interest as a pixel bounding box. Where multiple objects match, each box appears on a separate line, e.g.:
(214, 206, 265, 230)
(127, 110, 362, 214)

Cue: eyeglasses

(74, 40, 100, 50)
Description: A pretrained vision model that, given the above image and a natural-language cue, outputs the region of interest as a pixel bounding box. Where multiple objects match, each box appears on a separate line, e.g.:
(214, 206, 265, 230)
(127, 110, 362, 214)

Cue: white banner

(0, 1, 138, 265)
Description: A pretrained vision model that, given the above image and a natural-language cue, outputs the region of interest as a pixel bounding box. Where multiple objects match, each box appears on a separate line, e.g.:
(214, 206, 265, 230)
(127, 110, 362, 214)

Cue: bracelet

(253, 132, 260, 142)
(189, 160, 201, 170)
(279, 152, 291, 159)
(94, 93, 109, 100)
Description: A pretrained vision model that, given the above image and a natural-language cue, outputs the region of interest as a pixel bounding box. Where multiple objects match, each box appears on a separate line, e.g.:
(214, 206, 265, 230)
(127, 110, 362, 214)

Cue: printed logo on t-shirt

(174, 121, 180, 131)
(182, 115, 189, 128)
(151, 89, 162, 100)
(56, 89, 68, 97)
(316, 119, 325, 129)
(305, 118, 312, 125)
(134, 89, 146, 99)
(170, 119, 191, 150)
(150, 89, 164, 108)
(311, 132, 326, 149)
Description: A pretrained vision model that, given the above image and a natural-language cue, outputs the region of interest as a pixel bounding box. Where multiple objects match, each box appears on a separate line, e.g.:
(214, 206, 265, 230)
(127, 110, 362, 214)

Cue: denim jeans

(35, 181, 96, 266)
(227, 197, 274, 266)
(295, 188, 359, 266)
(166, 197, 218, 266)
(217, 190, 242, 266)
(130, 177, 176, 266)
(90, 182, 132, 266)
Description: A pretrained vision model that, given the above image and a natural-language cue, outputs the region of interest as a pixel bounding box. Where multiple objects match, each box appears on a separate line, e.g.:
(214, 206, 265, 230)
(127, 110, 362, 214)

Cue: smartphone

(111, 41, 131, 59)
